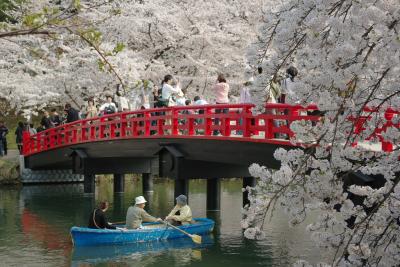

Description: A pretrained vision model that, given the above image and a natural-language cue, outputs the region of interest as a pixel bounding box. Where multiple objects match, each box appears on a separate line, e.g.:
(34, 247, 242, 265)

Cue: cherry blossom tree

(243, 0, 400, 266)
(0, 0, 266, 114)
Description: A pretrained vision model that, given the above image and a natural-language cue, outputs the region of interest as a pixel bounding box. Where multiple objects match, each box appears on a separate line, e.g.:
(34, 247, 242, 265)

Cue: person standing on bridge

(280, 66, 298, 104)
(212, 74, 230, 135)
(160, 75, 182, 107)
(50, 108, 62, 127)
(125, 196, 162, 229)
(166, 195, 193, 226)
(85, 99, 98, 119)
(40, 111, 53, 130)
(64, 103, 80, 123)
(15, 121, 24, 153)
(115, 84, 130, 112)
(99, 96, 117, 115)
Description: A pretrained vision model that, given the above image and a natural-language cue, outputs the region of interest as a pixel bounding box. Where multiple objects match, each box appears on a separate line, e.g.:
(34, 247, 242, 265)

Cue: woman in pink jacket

(213, 74, 230, 104)
(212, 74, 230, 135)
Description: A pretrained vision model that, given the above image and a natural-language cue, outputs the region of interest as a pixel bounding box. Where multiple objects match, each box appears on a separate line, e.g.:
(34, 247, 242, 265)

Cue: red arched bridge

(22, 104, 399, 209)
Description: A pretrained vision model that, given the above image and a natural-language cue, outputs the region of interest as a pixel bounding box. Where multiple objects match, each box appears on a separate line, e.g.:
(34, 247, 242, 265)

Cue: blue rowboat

(70, 218, 214, 246)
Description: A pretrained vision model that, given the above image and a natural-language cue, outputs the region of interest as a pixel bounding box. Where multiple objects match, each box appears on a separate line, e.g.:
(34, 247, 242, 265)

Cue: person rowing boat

(166, 195, 193, 226)
(125, 196, 162, 229)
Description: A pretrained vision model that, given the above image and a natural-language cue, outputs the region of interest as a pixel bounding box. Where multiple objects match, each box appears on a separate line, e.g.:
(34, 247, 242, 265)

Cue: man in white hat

(125, 196, 162, 229)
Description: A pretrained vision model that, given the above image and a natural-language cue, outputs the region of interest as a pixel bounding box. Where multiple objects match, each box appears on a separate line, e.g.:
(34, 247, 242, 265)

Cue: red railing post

(145, 112, 151, 136)
(64, 128, 70, 144)
(81, 122, 87, 141)
(205, 107, 212, 136)
(72, 126, 78, 143)
(90, 124, 96, 140)
(265, 117, 274, 139)
(242, 106, 252, 138)
(222, 108, 230, 137)
(110, 120, 116, 138)
(172, 108, 178, 136)
(100, 117, 106, 138)
(121, 114, 127, 137)
(132, 119, 138, 137)
(287, 106, 297, 138)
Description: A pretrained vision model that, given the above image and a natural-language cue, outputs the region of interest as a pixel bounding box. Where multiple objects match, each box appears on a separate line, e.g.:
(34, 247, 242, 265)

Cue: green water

(0, 179, 321, 266)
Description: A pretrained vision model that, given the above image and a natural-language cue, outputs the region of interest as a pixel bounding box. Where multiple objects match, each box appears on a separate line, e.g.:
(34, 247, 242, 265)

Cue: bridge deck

(23, 104, 398, 173)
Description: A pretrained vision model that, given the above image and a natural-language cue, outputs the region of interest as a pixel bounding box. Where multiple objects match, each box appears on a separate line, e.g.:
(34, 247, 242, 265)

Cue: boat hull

(71, 218, 214, 246)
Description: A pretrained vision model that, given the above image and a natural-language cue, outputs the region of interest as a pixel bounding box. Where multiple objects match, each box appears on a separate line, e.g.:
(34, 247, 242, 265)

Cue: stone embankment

(0, 150, 20, 185)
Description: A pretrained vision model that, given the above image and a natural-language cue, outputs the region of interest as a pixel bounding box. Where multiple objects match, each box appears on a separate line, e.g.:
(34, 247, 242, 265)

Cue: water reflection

(0, 178, 322, 266)
(72, 235, 214, 265)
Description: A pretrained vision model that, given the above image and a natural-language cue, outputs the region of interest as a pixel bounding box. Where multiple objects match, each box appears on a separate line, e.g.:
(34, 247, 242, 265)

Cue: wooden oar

(163, 221, 202, 244)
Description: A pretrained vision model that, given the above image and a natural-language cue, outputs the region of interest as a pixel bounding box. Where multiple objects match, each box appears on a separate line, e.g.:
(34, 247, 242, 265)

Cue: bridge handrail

(22, 103, 398, 156)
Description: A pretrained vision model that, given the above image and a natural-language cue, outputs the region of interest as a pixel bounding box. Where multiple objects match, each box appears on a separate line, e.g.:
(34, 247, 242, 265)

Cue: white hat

(135, 196, 147, 205)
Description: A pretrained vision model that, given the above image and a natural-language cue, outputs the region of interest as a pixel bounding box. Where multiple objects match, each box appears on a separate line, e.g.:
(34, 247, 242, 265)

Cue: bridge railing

(22, 104, 398, 156)
(349, 107, 400, 152)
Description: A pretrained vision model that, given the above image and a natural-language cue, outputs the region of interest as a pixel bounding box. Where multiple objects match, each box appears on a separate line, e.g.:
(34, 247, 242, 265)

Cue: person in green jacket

(125, 196, 162, 229)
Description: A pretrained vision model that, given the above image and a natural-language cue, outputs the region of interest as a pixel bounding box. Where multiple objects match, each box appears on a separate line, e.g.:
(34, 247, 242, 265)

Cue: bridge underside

(24, 138, 291, 179)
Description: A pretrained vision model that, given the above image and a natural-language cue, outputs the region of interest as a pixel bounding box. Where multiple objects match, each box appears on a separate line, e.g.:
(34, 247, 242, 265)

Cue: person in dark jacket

(50, 108, 61, 127)
(0, 121, 9, 156)
(40, 111, 53, 130)
(88, 201, 124, 230)
(64, 103, 80, 123)
(15, 121, 24, 153)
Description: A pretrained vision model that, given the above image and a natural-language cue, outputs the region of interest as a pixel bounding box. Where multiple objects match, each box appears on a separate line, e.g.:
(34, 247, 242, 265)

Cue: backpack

(104, 104, 116, 114)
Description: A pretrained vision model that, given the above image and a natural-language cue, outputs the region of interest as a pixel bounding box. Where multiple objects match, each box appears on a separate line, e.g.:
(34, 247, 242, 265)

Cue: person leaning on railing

(64, 103, 80, 123)
(160, 75, 182, 107)
(85, 99, 98, 119)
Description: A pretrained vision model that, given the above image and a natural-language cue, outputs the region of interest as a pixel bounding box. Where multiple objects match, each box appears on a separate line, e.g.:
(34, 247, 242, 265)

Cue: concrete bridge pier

(174, 179, 189, 201)
(84, 174, 96, 194)
(243, 176, 256, 207)
(207, 178, 221, 211)
(142, 173, 154, 193)
(113, 174, 125, 193)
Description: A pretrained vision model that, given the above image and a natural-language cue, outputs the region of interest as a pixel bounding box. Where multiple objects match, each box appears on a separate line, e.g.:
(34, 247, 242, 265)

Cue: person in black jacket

(64, 103, 80, 123)
(15, 121, 24, 153)
(0, 121, 8, 156)
(40, 111, 53, 130)
(50, 108, 61, 127)
(88, 201, 124, 230)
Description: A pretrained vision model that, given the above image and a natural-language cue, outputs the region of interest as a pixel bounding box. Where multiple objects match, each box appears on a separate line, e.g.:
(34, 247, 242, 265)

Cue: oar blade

(191, 234, 202, 244)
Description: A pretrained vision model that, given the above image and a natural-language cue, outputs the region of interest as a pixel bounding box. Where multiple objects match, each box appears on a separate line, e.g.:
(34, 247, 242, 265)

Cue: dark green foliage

(0, 0, 26, 23)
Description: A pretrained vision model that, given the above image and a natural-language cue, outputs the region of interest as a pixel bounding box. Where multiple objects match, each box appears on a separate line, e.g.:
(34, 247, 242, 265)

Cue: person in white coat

(239, 77, 254, 104)
(161, 75, 182, 107)
(114, 84, 130, 112)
